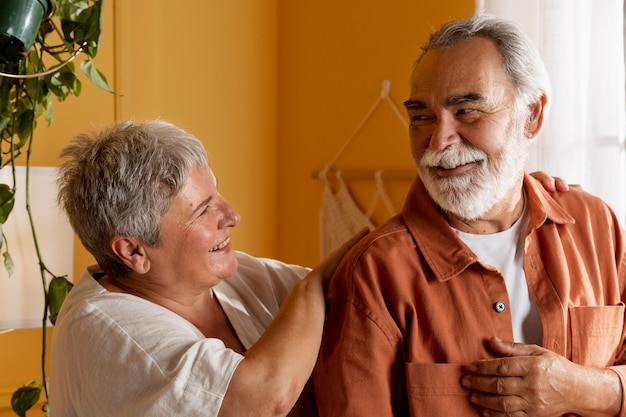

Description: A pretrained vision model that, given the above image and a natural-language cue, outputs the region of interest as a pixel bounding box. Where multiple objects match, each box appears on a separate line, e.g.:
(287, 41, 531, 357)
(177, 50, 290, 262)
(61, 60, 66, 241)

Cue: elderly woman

(49, 119, 362, 417)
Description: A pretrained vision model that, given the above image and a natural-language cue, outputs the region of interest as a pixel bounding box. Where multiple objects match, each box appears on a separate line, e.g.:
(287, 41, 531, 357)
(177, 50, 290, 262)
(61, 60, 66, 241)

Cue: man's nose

(429, 115, 460, 151)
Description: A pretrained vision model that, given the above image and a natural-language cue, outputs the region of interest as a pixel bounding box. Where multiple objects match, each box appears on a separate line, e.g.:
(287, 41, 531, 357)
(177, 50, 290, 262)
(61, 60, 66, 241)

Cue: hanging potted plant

(0, 0, 110, 415)
(0, 0, 52, 64)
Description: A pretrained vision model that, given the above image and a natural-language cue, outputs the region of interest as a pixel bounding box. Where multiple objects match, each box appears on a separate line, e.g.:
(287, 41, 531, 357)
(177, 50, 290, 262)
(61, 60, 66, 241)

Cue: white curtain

(476, 0, 626, 223)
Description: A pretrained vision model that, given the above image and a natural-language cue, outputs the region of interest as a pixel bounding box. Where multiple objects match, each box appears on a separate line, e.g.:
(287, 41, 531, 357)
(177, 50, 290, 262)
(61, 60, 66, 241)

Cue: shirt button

(494, 301, 506, 313)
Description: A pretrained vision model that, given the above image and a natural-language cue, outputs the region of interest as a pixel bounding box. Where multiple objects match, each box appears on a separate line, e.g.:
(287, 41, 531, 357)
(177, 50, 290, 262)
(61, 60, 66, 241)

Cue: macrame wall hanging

(315, 80, 416, 258)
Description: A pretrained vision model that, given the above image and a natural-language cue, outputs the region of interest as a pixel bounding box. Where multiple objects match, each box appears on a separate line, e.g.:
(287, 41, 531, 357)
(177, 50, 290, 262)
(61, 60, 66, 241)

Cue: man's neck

(445, 182, 526, 235)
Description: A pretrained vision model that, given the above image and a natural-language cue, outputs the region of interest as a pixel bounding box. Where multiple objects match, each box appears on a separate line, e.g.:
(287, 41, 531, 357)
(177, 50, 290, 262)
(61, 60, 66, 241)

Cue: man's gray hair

(414, 14, 551, 112)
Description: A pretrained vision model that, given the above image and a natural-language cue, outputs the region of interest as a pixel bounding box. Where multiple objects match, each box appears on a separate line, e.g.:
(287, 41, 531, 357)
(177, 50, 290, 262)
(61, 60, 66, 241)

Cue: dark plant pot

(0, 0, 52, 64)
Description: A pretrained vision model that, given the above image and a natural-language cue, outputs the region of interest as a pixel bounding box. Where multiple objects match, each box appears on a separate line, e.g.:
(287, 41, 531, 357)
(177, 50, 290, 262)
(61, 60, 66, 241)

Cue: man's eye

(457, 108, 485, 119)
(409, 114, 431, 124)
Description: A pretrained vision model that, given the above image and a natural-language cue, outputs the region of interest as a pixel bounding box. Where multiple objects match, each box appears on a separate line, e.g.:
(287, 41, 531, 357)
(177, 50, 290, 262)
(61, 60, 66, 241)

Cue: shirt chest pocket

(405, 363, 480, 416)
(569, 303, 625, 367)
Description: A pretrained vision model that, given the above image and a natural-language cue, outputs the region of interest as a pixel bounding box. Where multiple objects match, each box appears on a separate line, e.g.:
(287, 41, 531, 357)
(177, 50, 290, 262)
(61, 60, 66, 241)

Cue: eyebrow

(191, 176, 217, 216)
(192, 196, 213, 216)
(404, 93, 486, 109)
(447, 93, 485, 106)
(403, 99, 427, 110)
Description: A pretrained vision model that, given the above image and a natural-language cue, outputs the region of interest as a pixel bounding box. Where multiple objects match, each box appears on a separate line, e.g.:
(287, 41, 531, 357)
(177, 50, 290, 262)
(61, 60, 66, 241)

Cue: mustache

(420, 144, 487, 169)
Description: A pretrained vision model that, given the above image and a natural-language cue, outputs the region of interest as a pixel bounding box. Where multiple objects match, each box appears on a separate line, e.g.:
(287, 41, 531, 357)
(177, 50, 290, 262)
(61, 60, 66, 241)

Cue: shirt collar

(523, 172, 575, 228)
(401, 173, 575, 282)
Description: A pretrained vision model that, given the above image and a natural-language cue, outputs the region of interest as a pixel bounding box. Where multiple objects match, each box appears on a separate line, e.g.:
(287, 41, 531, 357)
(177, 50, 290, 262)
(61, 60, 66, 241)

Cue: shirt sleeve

(214, 251, 311, 349)
(313, 261, 408, 417)
(233, 250, 310, 305)
(611, 229, 626, 417)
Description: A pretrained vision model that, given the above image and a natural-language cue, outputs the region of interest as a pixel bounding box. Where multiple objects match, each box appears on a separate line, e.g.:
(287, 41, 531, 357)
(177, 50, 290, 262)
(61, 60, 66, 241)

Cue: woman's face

(145, 164, 241, 291)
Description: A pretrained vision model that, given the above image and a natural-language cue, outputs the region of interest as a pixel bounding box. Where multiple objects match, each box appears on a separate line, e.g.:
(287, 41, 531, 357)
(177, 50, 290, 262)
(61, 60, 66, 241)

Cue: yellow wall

(112, 1, 280, 259)
(0, 1, 473, 415)
(277, 0, 474, 266)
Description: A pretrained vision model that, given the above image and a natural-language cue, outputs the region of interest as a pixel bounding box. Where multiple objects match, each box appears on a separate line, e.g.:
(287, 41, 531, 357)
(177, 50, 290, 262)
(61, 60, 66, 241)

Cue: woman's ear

(110, 236, 151, 274)
(526, 93, 548, 139)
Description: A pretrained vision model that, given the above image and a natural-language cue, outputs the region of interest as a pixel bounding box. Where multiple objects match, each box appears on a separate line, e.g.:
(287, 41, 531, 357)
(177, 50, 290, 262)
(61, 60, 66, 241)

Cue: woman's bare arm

(219, 229, 368, 417)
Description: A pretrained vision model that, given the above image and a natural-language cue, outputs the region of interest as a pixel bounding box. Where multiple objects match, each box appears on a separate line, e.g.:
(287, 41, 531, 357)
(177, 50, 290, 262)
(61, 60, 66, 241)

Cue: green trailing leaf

(3, 248, 14, 277)
(44, 93, 54, 126)
(80, 58, 112, 92)
(57, 0, 94, 22)
(0, 114, 9, 133)
(45, 76, 68, 100)
(47, 64, 81, 100)
(14, 106, 35, 147)
(0, 226, 12, 277)
(58, 0, 105, 58)
(24, 77, 42, 102)
(0, 184, 15, 224)
(11, 380, 42, 417)
(70, 6, 101, 45)
(48, 276, 74, 325)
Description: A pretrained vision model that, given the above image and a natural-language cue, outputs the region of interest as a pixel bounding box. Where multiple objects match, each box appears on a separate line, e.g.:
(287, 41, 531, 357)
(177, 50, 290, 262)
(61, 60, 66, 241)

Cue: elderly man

(313, 14, 626, 417)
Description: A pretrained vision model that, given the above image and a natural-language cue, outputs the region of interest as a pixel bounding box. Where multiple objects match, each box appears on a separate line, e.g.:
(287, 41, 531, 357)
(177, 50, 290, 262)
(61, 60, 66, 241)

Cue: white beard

(418, 125, 530, 221)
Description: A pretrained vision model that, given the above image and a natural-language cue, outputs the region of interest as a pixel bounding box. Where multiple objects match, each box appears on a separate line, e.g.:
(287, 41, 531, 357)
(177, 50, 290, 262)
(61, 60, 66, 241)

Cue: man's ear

(526, 93, 548, 139)
(110, 236, 151, 274)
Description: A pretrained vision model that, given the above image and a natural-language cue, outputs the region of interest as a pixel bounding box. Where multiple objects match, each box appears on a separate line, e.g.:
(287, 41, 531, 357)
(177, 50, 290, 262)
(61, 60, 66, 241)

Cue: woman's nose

(220, 199, 241, 228)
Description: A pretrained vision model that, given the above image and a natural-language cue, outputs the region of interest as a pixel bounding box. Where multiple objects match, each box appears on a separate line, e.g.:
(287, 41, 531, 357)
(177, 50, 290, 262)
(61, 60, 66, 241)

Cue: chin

(205, 250, 239, 280)
(223, 254, 240, 278)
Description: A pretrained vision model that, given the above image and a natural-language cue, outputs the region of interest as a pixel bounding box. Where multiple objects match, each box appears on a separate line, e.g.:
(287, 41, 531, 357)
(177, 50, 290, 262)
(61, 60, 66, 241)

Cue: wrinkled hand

(529, 171, 570, 192)
(460, 337, 618, 417)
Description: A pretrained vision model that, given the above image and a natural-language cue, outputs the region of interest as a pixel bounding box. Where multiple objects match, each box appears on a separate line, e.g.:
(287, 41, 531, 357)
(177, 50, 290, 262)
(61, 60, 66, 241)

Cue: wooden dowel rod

(312, 169, 416, 181)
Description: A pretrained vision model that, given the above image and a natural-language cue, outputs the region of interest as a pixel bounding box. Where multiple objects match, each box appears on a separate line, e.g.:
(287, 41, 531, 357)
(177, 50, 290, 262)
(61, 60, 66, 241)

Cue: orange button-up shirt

(314, 173, 626, 417)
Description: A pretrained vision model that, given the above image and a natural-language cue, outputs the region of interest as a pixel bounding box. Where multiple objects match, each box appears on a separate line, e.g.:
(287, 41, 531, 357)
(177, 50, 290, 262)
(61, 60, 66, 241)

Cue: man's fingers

(487, 337, 543, 358)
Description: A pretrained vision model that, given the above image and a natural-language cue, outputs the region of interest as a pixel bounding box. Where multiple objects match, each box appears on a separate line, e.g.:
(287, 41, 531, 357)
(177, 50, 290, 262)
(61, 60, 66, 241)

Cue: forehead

(409, 37, 515, 103)
(168, 165, 216, 213)
(181, 165, 216, 197)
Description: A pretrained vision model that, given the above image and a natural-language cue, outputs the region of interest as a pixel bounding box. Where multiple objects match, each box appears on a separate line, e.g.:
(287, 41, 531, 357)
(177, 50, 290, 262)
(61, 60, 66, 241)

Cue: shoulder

(218, 251, 310, 306)
(232, 250, 310, 288)
(525, 176, 626, 258)
(55, 267, 207, 351)
(330, 216, 416, 287)
(51, 269, 242, 415)
(525, 174, 621, 226)
(346, 216, 415, 262)
(234, 250, 310, 277)
(52, 269, 244, 386)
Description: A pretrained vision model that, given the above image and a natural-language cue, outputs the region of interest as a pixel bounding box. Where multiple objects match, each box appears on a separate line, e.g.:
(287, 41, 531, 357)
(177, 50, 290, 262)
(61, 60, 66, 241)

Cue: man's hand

(460, 337, 622, 417)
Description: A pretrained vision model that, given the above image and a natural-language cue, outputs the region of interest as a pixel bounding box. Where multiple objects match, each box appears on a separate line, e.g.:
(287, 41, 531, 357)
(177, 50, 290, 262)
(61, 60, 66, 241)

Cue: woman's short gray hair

(57, 120, 209, 277)
(414, 14, 551, 111)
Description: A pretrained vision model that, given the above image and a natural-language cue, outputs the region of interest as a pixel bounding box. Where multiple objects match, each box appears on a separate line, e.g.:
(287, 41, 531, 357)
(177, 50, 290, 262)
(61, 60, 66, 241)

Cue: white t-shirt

(49, 251, 310, 417)
(454, 202, 543, 345)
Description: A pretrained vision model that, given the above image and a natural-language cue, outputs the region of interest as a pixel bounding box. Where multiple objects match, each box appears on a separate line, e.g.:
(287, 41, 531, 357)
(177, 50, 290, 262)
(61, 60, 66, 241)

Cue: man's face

(405, 37, 531, 221)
